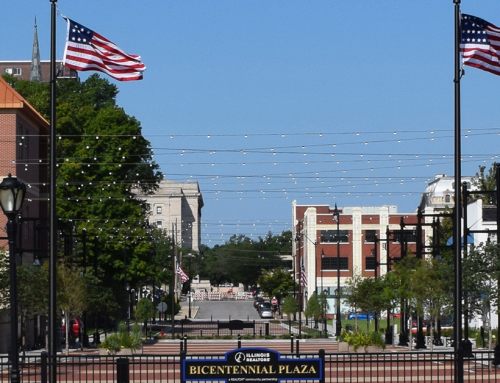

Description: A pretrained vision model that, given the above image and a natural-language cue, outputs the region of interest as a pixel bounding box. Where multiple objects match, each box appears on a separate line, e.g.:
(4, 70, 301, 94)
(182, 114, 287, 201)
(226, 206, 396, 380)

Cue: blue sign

(182, 347, 323, 383)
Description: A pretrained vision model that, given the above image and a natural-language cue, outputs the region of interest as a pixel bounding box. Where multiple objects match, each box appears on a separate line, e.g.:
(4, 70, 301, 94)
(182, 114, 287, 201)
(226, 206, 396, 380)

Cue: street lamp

(333, 204, 342, 338)
(0, 174, 26, 383)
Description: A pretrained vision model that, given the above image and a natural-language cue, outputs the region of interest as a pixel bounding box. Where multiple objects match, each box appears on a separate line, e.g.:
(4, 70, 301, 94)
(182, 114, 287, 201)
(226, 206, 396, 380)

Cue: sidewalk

(175, 299, 199, 320)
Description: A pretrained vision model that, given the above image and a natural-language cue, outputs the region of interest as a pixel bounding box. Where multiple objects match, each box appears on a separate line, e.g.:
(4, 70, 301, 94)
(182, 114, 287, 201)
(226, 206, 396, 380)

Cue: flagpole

(49, 1, 58, 383)
(453, 1, 464, 382)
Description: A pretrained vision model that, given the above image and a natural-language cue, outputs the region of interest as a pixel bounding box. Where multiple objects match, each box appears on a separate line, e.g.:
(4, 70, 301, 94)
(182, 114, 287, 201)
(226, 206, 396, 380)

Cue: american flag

(176, 265, 189, 284)
(63, 17, 146, 81)
(460, 14, 500, 76)
(300, 264, 307, 287)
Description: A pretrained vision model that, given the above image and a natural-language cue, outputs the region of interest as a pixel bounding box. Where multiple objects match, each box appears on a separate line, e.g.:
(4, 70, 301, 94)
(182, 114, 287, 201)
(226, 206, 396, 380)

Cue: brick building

(0, 76, 49, 352)
(292, 201, 417, 317)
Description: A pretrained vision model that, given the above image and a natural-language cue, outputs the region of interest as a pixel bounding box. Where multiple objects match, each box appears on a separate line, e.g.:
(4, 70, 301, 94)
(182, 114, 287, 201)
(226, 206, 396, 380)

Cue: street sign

(157, 302, 168, 313)
(183, 347, 323, 383)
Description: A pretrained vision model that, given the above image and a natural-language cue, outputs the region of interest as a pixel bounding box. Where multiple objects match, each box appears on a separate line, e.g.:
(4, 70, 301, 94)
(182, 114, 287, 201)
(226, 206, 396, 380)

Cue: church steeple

(30, 17, 42, 82)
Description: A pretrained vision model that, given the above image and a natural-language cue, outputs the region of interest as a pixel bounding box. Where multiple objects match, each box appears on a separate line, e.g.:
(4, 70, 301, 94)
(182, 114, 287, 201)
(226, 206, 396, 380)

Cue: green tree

(257, 268, 295, 304)
(472, 163, 498, 205)
(305, 292, 321, 328)
(135, 298, 156, 337)
(464, 242, 499, 334)
(11, 74, 163, 322)
(17, 263, 49, 349)
(281, 295, 299, 321)
(58, 263, 87, 353)
(346, 275, 389, 331)
(200, 232, 290, 288)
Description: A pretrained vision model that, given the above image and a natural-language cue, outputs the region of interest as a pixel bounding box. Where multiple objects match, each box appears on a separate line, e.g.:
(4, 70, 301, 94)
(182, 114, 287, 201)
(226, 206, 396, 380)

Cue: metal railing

(1, 350, 498, 382)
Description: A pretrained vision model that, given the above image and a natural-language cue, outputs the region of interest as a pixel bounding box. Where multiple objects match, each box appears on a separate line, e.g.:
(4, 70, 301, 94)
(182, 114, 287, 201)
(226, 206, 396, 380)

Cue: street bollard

(180, 340, 184, 353)
(183, 335, 188, 353)
(237, 334, 242, 348)
(290, 334, 294, 353)
(116, 358, 130, 383)
(40, 351, 48, 383)
(296, 339, 300, 356)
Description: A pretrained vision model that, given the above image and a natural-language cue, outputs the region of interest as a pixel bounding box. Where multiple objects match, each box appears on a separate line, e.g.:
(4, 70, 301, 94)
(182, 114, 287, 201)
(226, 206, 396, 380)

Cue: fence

(173, 319, 292, 338)
(1, 349, 499, 382)
(157, 318, 324, 339)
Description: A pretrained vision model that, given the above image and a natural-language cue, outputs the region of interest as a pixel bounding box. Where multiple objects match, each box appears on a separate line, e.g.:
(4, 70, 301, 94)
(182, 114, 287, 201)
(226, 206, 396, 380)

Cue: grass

(327, 317, 400, 333)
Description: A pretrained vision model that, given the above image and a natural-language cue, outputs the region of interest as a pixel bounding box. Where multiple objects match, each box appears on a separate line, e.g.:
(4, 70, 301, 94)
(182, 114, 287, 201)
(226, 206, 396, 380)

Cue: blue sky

(4, 1, 500, 245)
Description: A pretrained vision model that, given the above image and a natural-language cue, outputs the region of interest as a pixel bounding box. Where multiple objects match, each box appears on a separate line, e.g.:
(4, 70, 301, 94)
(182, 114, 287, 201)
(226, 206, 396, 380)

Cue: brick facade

(0, 76, 49, 353)
(292, 202, 417, 316)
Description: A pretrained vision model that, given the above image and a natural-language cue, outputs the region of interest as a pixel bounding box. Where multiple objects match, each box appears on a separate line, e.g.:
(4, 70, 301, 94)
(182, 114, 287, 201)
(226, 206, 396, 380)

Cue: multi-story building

(292, 201, 417, 317)
(0, 76, 49, 352)
(142, 180, 204, 252)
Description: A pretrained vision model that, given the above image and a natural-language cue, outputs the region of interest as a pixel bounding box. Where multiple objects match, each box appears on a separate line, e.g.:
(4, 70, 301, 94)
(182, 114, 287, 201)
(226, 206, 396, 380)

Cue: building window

(322, 256, 349, 270)
(156, 206, 162, 214)
(320, 230, 349, 243)
(365, 257, 377, 270)
(5, 67, 22, 76)
(364, 230, 377, 243)
(156, 221, 163, 228)
(393, 229, 417, 243)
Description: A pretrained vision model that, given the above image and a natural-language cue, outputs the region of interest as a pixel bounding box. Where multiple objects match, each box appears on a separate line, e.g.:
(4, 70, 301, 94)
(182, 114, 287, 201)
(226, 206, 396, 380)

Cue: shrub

(100, 333, 121, 354)
(100, 322, 143, 354)
(344, 330, 384, 352)
(369, 331, 386, 349)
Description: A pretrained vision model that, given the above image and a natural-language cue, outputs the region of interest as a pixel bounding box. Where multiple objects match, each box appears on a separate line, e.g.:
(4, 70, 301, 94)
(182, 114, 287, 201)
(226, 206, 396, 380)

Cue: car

(258, 301, 272, 313)
(260, 308, 273, 319)
(254, 297, 264, 309)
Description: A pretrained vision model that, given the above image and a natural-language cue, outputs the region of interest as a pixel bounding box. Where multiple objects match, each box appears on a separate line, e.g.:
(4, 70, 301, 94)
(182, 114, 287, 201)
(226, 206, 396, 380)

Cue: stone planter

(365, 345, 385, 353)
(338, 342, 350, 352)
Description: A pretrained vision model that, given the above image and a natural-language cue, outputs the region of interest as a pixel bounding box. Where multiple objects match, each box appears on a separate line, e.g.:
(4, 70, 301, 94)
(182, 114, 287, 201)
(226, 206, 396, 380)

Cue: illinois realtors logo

(182, 347, 323, 383)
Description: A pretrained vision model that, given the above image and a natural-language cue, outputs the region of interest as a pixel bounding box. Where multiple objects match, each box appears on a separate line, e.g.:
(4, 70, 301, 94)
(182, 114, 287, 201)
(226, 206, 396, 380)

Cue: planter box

(338, 342, 350, 352)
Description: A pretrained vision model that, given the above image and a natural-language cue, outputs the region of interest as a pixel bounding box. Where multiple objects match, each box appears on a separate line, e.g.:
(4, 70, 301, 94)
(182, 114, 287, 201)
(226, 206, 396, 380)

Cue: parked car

(260, 307, 273, 319)
(254, 297, 264, 309)
(258, 301, 272, 314)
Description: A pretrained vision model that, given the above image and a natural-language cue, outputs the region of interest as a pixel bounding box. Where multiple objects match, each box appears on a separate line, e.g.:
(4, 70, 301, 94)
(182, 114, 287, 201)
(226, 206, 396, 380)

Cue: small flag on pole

(176, 265, 189, 283)
(460, 14, 500, 76)
(300, 264, 307, 287)
(63, 17, 146, 81)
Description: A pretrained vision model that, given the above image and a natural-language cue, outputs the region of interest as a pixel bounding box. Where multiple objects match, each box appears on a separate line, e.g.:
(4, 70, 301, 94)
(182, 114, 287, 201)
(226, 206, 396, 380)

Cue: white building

(466, 199, 498, 329)
(420, 174, 498, 330)
(142, 180, 204, 252)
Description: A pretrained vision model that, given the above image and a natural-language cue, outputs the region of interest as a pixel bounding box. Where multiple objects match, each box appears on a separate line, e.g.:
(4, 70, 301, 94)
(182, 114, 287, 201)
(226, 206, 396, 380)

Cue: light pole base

(494, 343, 500, 366)
(462, 339, 473, 358)
(335, 320, 342, 337)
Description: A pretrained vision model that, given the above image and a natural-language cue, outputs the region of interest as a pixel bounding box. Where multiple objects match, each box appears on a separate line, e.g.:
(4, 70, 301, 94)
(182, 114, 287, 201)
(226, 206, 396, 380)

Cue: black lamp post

(333, 204, 342, 338)
(0, 174, 26, 383)
(320, 249, 326, 336)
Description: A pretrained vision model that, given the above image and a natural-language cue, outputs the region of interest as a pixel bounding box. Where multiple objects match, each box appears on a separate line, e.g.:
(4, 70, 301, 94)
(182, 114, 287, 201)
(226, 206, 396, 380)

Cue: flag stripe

(65, 43, 145, 69)
(63, 17, 145, 81)
(300, 265, 307, 287)
(460, 14, 500, 76)
(177, 265, 189, 283)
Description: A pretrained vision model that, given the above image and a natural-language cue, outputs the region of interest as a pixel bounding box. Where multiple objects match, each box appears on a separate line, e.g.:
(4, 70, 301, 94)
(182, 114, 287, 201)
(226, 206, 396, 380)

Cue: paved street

(194, 300, 261, 320)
